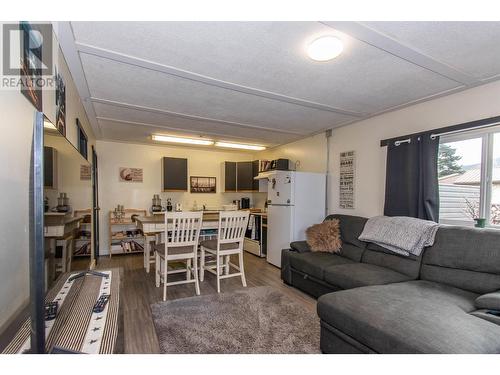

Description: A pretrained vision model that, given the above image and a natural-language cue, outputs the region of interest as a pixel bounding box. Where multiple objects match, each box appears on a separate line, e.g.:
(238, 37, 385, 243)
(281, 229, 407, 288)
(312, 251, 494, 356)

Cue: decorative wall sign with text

(80, 165, 91, 180)
(339, 151, 355, 209)
(119, 167, 143, 182)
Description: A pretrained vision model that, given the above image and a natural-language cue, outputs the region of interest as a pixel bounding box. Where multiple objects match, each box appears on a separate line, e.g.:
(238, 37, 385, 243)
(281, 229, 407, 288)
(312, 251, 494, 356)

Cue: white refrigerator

(266, 171, 326, 268)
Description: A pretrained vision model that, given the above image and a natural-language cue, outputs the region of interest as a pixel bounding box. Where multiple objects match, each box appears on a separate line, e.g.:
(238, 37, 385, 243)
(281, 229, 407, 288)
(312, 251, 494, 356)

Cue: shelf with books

(73, 209, 92, 258)
(108, 208, 147, 257)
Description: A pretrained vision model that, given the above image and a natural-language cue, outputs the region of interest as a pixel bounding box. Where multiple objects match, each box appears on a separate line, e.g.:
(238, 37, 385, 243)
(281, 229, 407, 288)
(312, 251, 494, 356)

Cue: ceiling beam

(56, 22, 102, 138)
(321, 21, 478, 86)
(91, 97, 307, 136)
(75, 41, 365, 118)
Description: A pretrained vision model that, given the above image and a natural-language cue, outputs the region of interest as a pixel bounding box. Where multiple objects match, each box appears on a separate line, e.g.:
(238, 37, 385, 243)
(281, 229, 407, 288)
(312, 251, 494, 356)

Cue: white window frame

(439, 125, 500, 228)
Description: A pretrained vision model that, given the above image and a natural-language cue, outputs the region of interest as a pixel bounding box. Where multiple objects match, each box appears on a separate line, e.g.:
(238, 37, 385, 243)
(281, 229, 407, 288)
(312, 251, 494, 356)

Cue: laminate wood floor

(73, 252, 316, 354)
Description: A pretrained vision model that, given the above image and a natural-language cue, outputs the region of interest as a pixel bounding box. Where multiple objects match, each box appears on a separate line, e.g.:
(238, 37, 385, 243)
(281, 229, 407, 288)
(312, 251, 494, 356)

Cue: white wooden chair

(153, 211, 203, 301)
(199, 211, 250, 293)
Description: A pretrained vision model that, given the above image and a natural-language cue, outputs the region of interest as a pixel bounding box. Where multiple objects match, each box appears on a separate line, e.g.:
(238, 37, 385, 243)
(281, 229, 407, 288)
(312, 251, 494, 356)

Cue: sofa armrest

(475, 291, 500, 311)
(290, 241, 311, 253)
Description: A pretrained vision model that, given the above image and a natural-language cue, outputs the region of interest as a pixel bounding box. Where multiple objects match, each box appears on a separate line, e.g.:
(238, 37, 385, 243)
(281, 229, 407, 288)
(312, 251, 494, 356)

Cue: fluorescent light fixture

(43, 120, 57, 130)
(152, 134, 214, 146)
(215, 142, 266, 151)
(307, 36, 343, 62)
(151, 135, 265, 150)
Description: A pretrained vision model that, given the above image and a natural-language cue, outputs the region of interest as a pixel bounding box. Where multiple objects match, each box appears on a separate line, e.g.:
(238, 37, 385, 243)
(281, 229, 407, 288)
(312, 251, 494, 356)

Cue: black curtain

(384, 132, 440, 222)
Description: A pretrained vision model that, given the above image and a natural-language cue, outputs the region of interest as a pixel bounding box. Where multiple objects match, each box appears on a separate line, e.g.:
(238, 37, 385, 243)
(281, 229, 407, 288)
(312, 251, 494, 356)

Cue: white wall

(0, 23, 96, 332)
(258, 132, 328, 173)
(328, 80, 500, 218)
(96, 140, 267, 254)
(0, 88, 36, 331)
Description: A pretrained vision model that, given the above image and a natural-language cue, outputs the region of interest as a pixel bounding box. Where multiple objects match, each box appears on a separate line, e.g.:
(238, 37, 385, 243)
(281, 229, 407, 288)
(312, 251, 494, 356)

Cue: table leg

(48, 238, 56, 287)
(144, 236, 149, 270)
(145, 234, 155, 273)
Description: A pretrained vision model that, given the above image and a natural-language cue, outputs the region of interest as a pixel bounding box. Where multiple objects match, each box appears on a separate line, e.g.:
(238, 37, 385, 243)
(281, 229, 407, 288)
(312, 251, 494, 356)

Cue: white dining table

(135, 212, 220, 273)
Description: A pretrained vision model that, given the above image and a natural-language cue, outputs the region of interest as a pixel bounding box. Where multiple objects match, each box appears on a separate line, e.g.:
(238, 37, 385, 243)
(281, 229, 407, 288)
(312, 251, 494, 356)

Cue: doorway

(92, 146, 100, 262)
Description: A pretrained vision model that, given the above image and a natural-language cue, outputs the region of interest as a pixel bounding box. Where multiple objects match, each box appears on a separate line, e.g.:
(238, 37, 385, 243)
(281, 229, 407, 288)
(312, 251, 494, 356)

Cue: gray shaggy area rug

(150, 286, 320, 353)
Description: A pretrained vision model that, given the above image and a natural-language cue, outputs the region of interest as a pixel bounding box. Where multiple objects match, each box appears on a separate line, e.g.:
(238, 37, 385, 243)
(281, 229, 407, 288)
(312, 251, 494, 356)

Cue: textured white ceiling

(93, 102, 302, 144)
(62, 21, 500, 147)
(362, 22, 500, 80)
(80, 53, 355, 134)
(72, 22, 459, 114)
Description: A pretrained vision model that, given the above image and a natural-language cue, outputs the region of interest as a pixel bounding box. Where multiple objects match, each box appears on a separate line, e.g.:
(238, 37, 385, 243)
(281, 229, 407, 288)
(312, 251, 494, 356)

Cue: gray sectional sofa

(281, 214, 500, 354)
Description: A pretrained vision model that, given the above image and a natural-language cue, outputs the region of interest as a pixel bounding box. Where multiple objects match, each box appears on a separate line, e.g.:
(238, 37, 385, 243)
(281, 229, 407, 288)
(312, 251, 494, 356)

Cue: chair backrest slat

(164, 212, 203, 255)
(217, 211, 250, 246)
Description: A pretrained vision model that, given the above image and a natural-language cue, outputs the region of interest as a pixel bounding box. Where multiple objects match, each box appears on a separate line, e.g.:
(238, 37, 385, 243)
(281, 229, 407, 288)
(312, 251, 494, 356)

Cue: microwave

(259, 159, 293, 173)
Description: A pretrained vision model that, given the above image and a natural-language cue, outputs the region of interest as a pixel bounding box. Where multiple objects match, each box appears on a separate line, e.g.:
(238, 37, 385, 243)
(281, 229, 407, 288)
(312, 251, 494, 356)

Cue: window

(438, 126, 500, 227)
(76, 118, 88, 160)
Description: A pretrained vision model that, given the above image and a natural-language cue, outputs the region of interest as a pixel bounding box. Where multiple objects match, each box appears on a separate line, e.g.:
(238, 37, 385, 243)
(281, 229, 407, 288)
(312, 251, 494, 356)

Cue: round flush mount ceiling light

(307, 36, 344, 62)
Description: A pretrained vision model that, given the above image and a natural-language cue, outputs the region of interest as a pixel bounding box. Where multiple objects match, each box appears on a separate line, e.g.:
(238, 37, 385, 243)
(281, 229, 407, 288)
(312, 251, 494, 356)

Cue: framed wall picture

(19, 22, 43, 111)
(190, 176, 216, 193)
(55, 67, 66, 136)
(119, 167, 143, 182)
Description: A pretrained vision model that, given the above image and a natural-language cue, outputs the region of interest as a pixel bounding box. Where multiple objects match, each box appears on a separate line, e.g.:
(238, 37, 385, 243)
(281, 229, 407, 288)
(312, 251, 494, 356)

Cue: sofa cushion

(290, 239, 364, 262)
(288, 251, 355, 280)
(317, 280, 500, 353)
(362, 243, 422, 278)
(289, 241, 311, 253)
(421, 226, 500, 294)
(323, 263, 413, 290)
(326, 214, 368, 249)
(338, 243, 364, 262)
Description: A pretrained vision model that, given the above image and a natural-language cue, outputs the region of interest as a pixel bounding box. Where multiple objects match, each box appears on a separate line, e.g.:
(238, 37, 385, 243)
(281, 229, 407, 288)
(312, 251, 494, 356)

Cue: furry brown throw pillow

(306, 219, 342, 253)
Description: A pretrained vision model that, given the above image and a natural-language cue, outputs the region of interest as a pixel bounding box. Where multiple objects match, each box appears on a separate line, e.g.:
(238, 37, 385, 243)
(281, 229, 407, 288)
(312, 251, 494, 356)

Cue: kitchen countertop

(135, 213, 219, 224)
(136, 210, 267, 224)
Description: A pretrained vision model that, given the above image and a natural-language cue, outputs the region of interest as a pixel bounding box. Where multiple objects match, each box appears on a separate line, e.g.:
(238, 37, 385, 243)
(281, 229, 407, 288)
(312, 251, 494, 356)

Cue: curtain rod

(430, 121, 500, 139)
(380, 114, 500, 147)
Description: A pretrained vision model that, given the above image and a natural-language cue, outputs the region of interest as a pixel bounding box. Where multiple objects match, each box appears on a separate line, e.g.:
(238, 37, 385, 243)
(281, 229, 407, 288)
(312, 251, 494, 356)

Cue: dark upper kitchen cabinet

(236, 161, 254, 191)
(252, 160, 260, 191)
(223, 161, 237, 192)
(162, 157, 188, 191)
(222, 160, 260, 192)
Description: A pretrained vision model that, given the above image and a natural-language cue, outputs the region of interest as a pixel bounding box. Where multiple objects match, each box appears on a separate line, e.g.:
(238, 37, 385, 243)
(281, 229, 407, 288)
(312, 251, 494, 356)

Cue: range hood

(254, 171, 276, 180)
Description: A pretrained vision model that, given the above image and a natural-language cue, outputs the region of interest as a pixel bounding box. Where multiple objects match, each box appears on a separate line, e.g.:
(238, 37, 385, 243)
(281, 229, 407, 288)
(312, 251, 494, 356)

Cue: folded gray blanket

(358, 216, 439, 257)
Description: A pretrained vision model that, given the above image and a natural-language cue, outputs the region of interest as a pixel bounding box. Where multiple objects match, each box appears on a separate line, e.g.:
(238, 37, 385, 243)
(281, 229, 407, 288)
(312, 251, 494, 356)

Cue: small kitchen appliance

(241, 197, 250, 209)
(151, 194, 162, 212)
